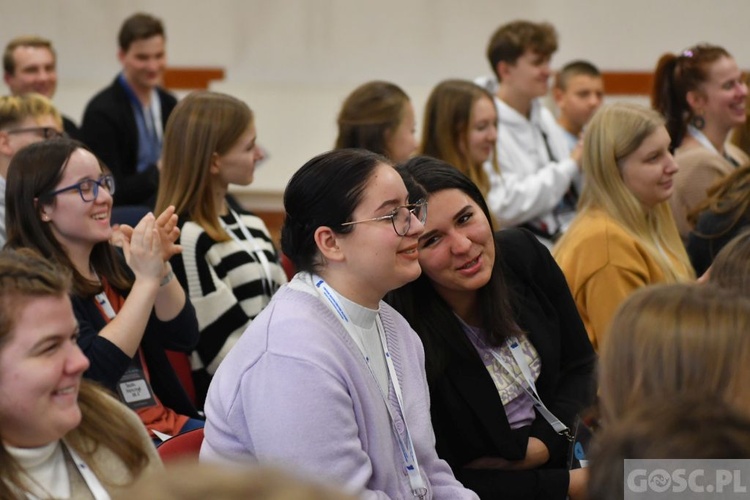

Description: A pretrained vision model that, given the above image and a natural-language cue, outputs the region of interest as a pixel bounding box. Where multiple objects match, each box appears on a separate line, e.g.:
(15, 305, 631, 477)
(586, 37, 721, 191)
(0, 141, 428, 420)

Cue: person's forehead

(13, 45, 55, 66)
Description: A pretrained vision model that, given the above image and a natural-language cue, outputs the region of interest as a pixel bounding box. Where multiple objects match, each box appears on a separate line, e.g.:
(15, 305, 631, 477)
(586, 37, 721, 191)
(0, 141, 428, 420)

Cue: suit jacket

(81, 76, 177, 207)
(429, 228, 596, 499)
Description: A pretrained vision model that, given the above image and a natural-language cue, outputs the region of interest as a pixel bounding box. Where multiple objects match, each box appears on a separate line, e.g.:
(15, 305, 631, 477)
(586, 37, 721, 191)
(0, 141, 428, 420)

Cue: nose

(93, 183, 113, 204)
(450, 231, 472, 254)
(738, 81, 748, 98)
(405, 210, 425, 237)
(665, 151, 679, 174)
(66, 344, 90, 375)
(255, 145, 266, 162)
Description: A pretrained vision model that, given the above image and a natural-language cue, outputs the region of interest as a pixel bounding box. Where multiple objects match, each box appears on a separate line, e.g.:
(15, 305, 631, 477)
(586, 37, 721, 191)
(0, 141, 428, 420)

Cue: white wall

(2, 0, 748, 206)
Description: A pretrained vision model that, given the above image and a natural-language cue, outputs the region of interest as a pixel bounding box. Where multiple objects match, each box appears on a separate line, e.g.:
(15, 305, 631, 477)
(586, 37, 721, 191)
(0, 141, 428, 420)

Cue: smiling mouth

(399, 246, 418, 255)
(53, 386, 76, 396)
(458, 256, 479, 270)
(91, 213, 108, 221)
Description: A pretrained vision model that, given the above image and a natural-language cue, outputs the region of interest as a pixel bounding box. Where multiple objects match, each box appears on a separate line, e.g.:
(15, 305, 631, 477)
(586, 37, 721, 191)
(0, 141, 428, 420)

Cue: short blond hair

(0, 93, 62, 130)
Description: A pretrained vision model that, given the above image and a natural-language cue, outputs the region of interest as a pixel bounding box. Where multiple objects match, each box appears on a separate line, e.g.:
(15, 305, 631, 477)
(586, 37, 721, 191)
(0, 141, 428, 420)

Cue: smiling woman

(201, 148, 479, 499)
(0, 248, 160, 498)
(155, 91, 287, 407)
(386, 156, 595, 500)
(4, 138, 204, 443)
(553, 103, 695, 350)
(652, 43, 749, 241)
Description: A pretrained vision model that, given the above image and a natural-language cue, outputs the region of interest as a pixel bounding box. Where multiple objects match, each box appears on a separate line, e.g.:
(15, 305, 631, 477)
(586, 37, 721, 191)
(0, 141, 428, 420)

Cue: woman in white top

(0, 248, 160, 499)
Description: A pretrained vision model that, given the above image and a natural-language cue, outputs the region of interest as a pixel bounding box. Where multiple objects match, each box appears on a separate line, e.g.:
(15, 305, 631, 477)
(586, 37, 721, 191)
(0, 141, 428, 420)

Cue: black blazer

(81, 76, 177, 207)
(428, 228, 596, 499)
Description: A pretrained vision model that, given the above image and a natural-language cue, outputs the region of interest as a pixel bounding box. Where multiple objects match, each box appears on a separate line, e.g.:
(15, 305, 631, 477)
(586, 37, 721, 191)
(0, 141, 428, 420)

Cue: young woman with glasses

(4, 138, 203, 443)
(155, 91, 287, 408)
(201, 149, 479, 499)
(386, 157, 595, 500)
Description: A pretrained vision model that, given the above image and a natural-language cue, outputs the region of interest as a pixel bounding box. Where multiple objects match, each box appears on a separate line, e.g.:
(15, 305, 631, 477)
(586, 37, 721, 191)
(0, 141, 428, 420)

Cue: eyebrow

(373, 194, 409, 213)
(418, 204, 472, 242)
(30, 325, 79, 352)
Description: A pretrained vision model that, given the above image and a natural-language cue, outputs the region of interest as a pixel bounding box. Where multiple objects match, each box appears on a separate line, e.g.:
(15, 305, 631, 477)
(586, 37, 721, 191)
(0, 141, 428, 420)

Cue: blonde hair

(0, 93, 62, 131)
(599, 283, 750, 424)
(557, 102, 694, 281)
(156, 91, 253, 241)
(420, 79, 499, 197)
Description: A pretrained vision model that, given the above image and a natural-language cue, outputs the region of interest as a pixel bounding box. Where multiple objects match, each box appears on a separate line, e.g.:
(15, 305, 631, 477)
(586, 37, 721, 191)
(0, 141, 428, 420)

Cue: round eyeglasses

(44, 174, 116, 202)
(340, 199, 427, 236)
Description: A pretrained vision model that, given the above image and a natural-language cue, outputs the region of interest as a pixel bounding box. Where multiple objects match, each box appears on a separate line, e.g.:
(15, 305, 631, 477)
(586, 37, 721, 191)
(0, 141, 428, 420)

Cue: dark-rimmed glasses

(340, 199, 427, 236)
(45, 175, 116, 202)
(6, 126, 65, 140)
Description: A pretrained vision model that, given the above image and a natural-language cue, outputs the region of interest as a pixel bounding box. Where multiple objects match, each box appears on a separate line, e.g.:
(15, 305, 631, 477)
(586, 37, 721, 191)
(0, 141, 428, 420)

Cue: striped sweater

(171, 203, 287, 403)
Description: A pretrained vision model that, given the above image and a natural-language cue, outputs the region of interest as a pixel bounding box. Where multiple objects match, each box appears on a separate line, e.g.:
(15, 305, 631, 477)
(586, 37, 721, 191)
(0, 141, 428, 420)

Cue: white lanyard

(688, 124, 740, 167)
(687, 125, 721, 156)
(63, 443, 111, 500)
(220, 208, 277, 296)
(95, 291, 116, 320)
(461, 317, 571, 438)
(474, 331, 572, 441)
(312, 275, 428, 499)
(24, 442, 111, 500)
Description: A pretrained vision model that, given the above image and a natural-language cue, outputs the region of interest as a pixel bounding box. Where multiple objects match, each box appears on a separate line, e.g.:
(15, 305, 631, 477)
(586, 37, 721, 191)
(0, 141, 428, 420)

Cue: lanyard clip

(413, 487, 428, 499)
(561, 428, 575, 443)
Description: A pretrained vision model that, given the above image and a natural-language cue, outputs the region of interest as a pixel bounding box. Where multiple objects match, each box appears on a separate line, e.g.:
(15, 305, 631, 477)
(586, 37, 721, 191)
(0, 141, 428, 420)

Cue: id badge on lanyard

(312, 275, 428, 499)
(95, 291, 158, 411)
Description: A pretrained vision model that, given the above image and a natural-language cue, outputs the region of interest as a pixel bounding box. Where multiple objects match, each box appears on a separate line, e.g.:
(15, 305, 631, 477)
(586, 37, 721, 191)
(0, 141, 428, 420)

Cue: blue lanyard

(312, 275, 428, 499)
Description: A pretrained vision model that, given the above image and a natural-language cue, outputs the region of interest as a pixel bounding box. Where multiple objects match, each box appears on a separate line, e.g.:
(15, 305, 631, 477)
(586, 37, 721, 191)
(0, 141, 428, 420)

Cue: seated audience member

(708, 229, 750, 294)
(687, 164, 750, 275)
(201, 149, 478, 499)
(335, 81, 417, 163)
(552, 60, 604, 153)
(588, 396, 750, 500)
(553, 103, 695, 350)
(652, 43, 748, 241)
(0, 248, 161, 498)
(599, 283, 750, 425)
(81, 12, 176, 209)
(118, 463, 356, 500)
(476, 20, 581, 245)
(420, 80, 499, 203)
(155, 91, 287, 407)
(3, 35, 81, 139)
(4, 138, 202, 442)
(387, 157, 595, 500)
(0, 93, 63, 247)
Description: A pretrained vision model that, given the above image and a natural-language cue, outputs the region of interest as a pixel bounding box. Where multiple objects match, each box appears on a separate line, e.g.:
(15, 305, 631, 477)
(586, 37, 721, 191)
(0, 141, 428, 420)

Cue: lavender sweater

(201, 276, 477, 499)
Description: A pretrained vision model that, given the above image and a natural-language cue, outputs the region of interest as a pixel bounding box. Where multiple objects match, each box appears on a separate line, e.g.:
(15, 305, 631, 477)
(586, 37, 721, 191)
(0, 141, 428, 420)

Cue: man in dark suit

(3, 35, 81, 140)
(81, 12, 176, 209)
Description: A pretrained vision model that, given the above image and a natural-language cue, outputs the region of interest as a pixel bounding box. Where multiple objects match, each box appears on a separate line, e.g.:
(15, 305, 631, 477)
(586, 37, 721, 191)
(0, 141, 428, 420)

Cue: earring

(691, 114, 706, 130)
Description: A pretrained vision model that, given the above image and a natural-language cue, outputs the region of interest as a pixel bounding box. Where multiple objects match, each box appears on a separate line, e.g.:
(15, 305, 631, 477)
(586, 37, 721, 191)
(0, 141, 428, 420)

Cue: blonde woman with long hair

(155, 91, 287, 407)
(553, 103, 694, 350)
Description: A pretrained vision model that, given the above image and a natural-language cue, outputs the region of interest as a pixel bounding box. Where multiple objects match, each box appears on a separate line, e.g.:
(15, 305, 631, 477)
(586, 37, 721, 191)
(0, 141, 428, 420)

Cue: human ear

(686, 89, 707, 113)
(313, 226, 345, 263)
(209, 152, 221, 175)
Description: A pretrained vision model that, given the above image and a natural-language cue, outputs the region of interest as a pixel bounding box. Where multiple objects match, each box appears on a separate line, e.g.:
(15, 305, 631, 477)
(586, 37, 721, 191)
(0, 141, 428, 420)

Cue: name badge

(116, 364, 157, 410)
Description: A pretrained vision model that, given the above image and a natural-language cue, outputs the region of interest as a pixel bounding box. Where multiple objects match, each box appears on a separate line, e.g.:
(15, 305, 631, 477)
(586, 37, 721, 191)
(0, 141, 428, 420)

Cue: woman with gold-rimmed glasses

(201, 148, 478, 500)
(4, 138, 203, 443)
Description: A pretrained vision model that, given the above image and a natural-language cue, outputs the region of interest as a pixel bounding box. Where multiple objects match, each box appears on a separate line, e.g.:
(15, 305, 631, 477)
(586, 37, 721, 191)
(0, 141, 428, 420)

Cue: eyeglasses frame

(340, 198, 428, 236)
